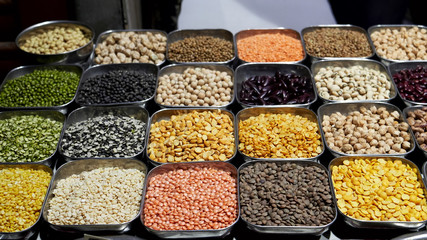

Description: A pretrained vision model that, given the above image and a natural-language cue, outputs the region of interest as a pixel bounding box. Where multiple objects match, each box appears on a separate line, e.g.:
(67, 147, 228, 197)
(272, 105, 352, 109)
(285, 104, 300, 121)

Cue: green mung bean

(0, 114, 63, 162)
(0, 69, 80, 107)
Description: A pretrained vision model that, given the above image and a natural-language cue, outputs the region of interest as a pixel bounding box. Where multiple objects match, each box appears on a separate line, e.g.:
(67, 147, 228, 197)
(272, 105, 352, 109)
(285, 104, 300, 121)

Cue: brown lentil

(168, 36, 234, 62)
(238, 113, 322, 158)
(303, 28, 372, 58)
(406, 107, 427, 151)
(370, 27, 427, 60)
(240, 162, 335, 226)
(331, 158, 427, 221)
(0, 167, 51, 232)
(156, 67, 233, 106)
(321, 106, 412, 154)
(143, 166, 238, 230)
(19, 26, 91, 55)
(94, 31, 166, 64)
(47, 167, 145, 225)
(148, 110, 235, 163)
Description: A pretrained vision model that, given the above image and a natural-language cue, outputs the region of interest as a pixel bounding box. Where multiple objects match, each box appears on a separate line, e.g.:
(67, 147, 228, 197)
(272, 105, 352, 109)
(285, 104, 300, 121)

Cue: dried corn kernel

(238, 113, 321, 158)
(0, 167, 51, 232)
(148, 110, 235, 163)
(331, 158, 427, 222)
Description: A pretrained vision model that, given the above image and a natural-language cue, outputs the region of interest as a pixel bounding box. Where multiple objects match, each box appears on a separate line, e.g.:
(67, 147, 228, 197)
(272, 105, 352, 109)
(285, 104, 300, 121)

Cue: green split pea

(0, 115, 63, 162)
(0, 69, 80, 107)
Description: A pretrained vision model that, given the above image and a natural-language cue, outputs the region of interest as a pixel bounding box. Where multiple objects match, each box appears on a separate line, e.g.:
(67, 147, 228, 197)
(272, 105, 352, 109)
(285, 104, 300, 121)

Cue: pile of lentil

(0, 114, 63, 163)
(60, 113, 146, 158)
(370, 27, 427, 60)
(321, 106, 412, 154)
(0, 69, 80, 107)
(47, 167, 145, 225)
(156, 67, 233, 106)
(237, 32, 304, 62)
(148, 110, 235, 163)
(406, 107, 427, 151)
(143, 166, 238, 230)
(331, 158, 427, 221)
(168, 36, 234, 62)
(94, 31, 166, 64)
(0, 167, 51, 232)
(238, 113, 322, 158)
(392, 65, 427, 103)
(19, 25, 91, 54)
(240, 162, 335, 226)
(314, 65, 391, 101)
(76, 70, 156, 105)
(303, 28, 372, 57)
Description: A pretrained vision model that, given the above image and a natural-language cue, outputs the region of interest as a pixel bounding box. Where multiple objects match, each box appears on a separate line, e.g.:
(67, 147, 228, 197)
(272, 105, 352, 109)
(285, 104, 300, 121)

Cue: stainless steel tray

(155, 64, 234, 109)
(166, 29, 235, 65)
(58, 105, 148, 161)
(15, 20, 94, 64)
(146, 108, 236, 165)
(301, 24, 375, 63)
(234, 28, 306, 64)
(329, 156, 427, 229)
(236, 106, 324, 161)
(0, 163, 53, 239)
(42, 158, 147, 232)
(311, 59, 397, 104)
(140, 161, 239, 238)
(75, 63, 158, 107)
(0, 64, 83, 114)
(317, 102, 415, 157)
(0, 109, 65, 167)
(238, 160, 337, 235)
(388, 61, 427, 107)
(403, 106, 427, 158)
(234, 62, 317, 108)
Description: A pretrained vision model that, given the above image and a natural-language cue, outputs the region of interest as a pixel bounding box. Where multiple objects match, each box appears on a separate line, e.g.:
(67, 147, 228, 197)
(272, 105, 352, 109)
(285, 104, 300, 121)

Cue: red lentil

(143, 166, 238, 230)
(237, 32, 304, 62)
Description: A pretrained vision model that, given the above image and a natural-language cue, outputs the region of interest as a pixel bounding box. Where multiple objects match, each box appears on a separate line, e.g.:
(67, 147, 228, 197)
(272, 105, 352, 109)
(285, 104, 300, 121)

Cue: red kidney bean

(393, 66, 427, 103)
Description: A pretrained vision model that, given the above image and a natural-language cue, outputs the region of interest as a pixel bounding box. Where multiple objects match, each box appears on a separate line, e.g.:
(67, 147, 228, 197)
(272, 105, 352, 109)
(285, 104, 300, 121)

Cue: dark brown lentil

(303, 28, 372, 58)
(239, 162, 335, 226)
(76, 70, 156, 105)
(168, 36, 234, 62)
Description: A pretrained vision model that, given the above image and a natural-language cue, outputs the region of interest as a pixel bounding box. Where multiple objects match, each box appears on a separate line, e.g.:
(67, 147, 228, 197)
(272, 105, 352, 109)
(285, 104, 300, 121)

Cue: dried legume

(156, 67, 233, 106)
(148, 110, 234, 163)
(303, 28, 372, 58)
(94, 31, 166, 65)
(47, 167, 144, 225)
(370, 27, 427, 60)
(0, 69, 80, 107)
(0, 115, 63, 163)
(331, 158, 427, 221)
(168, 36, 234, 62)
(0, 167, 51, 232)
(314, 65, 391, 101)
(237, 32, 304, 62)
(143, 166, 238, 230)
(322, 106, 412, 154)
(406, 107, 427, 151)
(238, 113, 322, 158)
(240, 71, 314, 105)
(60, 113, 146, 158)
(76, 70, 156, 105)
(240, 162, 335, 226)
(392, 65, 427, 103)
(19, 25, 91, 55)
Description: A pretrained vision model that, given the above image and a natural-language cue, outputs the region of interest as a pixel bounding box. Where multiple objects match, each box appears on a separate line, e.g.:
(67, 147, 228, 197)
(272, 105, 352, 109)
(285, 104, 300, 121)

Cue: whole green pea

(0, 68, 80, 107)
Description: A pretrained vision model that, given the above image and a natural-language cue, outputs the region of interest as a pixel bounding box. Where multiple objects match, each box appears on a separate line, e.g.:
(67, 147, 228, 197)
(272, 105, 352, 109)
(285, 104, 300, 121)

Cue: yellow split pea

(238, 113, 322, 158)
(331, 158, 427, 222)
(148, 110, 235, 163)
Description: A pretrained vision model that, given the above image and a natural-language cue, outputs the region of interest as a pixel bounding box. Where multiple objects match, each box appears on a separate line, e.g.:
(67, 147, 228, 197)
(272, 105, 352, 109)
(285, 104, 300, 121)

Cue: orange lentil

(143, 167, 238, 231)
(237, 32, 304, 62)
